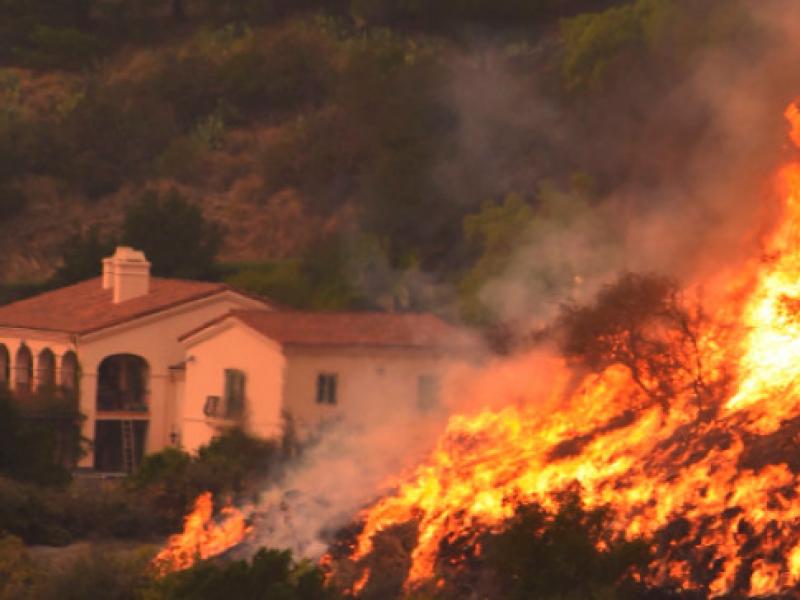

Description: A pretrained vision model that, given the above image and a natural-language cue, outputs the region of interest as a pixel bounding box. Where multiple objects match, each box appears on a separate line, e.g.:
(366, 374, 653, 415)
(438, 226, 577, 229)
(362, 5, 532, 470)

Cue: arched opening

(60, 351, 79, 394)
(15, 344, 33, 394)
(0, 344, 9, 388)
(37, 348, 56, 391)
(95, 354, 149, 472)
(96, 354, 149, 412)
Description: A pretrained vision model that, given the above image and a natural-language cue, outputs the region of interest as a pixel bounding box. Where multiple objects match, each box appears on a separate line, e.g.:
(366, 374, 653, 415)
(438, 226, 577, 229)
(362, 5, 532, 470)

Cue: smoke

(239, 0, 800, 562)
(242, 354, 486, 559)
(437, 0, 800, 326)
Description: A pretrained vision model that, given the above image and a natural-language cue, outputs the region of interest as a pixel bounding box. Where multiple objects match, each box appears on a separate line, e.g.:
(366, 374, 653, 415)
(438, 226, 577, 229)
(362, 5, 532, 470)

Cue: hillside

(0, 0, 791, 324)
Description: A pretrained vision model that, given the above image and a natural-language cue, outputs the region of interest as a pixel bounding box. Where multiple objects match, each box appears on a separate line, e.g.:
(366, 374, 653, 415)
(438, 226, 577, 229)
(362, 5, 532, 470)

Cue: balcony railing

(96, 389, 148, 412)
(203, 395, 244, 421)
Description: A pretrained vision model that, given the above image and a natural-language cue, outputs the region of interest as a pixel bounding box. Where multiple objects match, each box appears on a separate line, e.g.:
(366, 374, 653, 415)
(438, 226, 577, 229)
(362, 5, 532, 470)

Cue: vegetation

(0, 387, 84, 486)
(0, 428, 285, 547)
(557, 273, 713, 413)
(0, 0, 768, 326)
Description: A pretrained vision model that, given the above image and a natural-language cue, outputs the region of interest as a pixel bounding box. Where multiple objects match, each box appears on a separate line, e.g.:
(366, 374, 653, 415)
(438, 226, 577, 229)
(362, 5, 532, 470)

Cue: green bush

(148, 548, 339, 600)
(33, 546, 154, 600)
(121, 188, 224, 280)
(129, 428, 282, 531)
(59, 86, 178, 197)
(219, 23, 334, 118)
(0, 534, 36, 599)
(14, 25, 104, 70)
(0, 388, 84, 487)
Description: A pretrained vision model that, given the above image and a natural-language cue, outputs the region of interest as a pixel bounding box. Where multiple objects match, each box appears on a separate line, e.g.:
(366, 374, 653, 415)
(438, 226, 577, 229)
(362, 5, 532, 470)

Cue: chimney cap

(112, 246, 148, 263)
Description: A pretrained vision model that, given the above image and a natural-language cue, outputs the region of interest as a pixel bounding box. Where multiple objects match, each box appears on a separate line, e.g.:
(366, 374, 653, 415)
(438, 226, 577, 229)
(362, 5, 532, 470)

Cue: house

(0, 247, 270, 472)
(0, 247, 478, 471)
(178, 310, 477, 452)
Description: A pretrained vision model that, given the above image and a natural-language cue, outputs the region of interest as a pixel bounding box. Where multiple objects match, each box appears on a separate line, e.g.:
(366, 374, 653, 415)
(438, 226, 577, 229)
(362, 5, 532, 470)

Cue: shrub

(14, 26, 104, 70)
(59, 86, 178, 197)
(121, 188, 224, 280)
(50, 225, 117, 287)
(0, 388, 84, 487)
(0, 534, 36, 600)
(33, 546, 154, 600)
(148, 548, 339, 600)
(129, 428, 282, 531)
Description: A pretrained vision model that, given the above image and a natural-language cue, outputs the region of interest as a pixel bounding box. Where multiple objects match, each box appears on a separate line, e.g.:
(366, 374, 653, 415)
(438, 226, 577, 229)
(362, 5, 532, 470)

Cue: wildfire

(345, 100, 800, 597)
(152, 492, 251, 576)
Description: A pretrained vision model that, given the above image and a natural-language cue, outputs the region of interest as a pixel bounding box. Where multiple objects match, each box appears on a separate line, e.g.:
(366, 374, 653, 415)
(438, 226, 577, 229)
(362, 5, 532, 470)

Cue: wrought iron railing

(96, 389, 148, 412)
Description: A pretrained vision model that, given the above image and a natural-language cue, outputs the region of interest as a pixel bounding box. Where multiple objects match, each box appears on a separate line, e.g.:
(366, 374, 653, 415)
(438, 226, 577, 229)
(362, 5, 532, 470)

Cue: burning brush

(157, 101, 800, 598)
(152, 492, 252, 576)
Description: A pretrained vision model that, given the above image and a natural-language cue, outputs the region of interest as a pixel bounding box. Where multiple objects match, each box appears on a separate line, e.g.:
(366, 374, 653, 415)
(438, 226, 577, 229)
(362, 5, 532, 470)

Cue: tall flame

(348, 100, 800, 597)
(152, 492, 251, 576)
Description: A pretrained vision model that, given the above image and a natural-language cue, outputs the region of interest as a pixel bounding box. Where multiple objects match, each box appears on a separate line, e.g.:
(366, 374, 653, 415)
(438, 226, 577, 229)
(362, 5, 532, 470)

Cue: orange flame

(347, 100, 800, 596)
(152, 492, 252, 576)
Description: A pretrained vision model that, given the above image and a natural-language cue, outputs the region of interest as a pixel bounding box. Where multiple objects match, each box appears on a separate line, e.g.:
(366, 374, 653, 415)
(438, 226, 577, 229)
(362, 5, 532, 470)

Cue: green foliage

(560, 0, 752, 93)
(349, 0, 610, 28)
(225, 260, 315, 307)
(459, 193, 535, 325)
(59, 86, 178, 197)
(458, 177, 620, 326)
(121, 188, 224, 280)
(15, 26, 104, 70)
(147, 548, 339, 600)
(51, 225, 116, 287)
(0, 387, 85, 487)
(129, 428, 281, 527)
(0, 534, 36, 599)
(34, 546, 155, 600)
(479, 491, 651, 600)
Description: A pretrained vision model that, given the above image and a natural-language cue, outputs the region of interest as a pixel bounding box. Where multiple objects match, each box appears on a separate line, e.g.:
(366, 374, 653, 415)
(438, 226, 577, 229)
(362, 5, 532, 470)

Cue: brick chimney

(102, 247, 151, 303)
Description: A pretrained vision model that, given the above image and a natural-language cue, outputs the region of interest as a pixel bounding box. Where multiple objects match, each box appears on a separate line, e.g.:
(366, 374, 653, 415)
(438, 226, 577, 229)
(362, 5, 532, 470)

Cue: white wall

(181, 321, 286, 453)
(77, 292, 267, 466)
(282, 346, 456, 438)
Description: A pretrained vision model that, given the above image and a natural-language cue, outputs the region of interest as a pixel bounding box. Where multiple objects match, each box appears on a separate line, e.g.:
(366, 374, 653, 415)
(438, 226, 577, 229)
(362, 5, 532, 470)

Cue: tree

(478, 491, 651, 600)
(557, 272, 712, 413)
(121, 189, 224, 280)
(51, 225, 117, 287)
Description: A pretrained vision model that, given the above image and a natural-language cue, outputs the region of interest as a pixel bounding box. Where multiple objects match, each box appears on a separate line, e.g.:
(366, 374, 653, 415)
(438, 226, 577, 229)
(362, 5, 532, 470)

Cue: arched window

(96, 354, 149, 412)
(15, 344, 33, 393)
(37, 348, 56, 390)
(0, 344, 9, 388)
(60, 351, 79, 392)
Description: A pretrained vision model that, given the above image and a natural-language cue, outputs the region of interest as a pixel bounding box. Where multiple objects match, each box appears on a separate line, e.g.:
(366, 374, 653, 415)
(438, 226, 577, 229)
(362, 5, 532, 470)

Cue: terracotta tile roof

(222, 310, 478, 350)
(0, 277, 234, 335)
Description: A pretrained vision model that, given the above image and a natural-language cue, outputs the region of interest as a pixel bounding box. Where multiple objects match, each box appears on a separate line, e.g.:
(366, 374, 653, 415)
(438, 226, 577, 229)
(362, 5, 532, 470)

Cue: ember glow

(152, 492, 251, 575)
(346, 101, 800, 597)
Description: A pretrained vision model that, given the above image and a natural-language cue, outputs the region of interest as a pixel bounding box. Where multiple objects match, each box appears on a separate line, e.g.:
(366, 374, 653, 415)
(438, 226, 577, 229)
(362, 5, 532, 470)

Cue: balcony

(96, 389, 148, 413)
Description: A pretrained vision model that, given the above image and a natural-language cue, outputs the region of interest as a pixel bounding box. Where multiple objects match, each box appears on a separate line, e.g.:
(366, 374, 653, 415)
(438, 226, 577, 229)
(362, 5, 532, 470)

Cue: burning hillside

(326, 101, 800, 598)
(156, 101, 800, 598)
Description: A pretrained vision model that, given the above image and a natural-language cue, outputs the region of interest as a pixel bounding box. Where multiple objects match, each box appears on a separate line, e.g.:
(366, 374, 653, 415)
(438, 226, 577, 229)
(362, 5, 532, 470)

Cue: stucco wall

(282, 346, 456, 437)
(181, 321, 285, 453)
(75, 292, 267, 466)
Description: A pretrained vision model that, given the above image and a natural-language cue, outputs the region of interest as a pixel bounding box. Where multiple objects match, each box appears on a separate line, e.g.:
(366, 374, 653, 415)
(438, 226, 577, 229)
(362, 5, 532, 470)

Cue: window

(203, 395, 221, 417)
(417, 374, 440, 411)
(224, 369, 246, 418)
(316, 373, 338, 405)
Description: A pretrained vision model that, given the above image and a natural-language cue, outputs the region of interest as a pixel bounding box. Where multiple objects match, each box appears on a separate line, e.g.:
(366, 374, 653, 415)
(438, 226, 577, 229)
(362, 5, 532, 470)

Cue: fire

(152, 492, 251, 575)
(346, 100, 800, 597)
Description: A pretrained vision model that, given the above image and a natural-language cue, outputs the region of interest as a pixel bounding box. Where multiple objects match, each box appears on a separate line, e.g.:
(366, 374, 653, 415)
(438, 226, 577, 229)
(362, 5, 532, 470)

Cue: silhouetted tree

(557, 273, 712, 413)
(122, 188, 224, 280)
